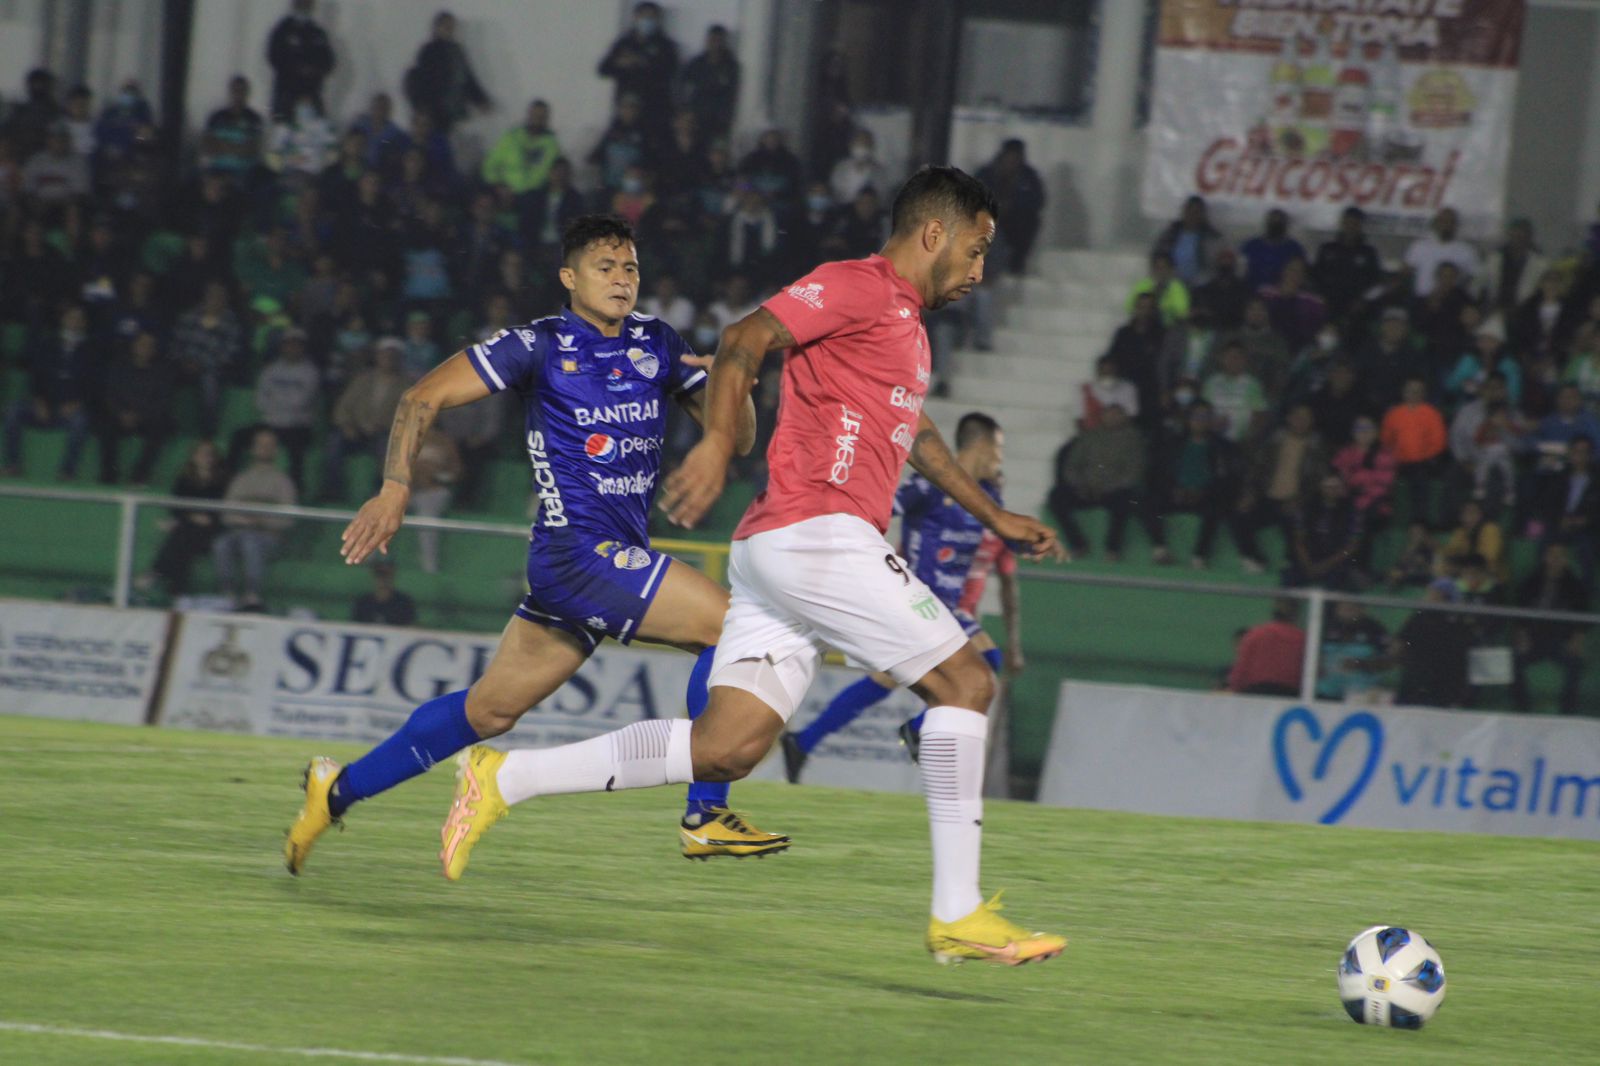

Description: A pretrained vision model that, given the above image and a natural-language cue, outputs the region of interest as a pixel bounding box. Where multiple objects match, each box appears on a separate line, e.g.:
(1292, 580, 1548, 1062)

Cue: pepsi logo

(586, 433, 618, 463)
(937, 546, 956, 564)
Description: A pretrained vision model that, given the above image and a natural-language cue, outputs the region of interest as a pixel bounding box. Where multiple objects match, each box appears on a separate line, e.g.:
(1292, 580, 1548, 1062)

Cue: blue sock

(904, 648, 1004, 737)
(331, 689, 480, 817)
(683, 647, 728, 820)
(795, 674, 894, 754)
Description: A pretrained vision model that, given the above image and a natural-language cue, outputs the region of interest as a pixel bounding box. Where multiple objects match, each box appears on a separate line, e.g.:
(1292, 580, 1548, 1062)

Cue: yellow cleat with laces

(926, 893, 1067, 966)
(679, 808, 791, 860)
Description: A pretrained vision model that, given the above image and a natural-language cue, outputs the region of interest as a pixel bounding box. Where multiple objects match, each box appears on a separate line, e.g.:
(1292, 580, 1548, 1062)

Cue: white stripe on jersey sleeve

(472, 344, 508, 391)
(672, 369, 707, 394)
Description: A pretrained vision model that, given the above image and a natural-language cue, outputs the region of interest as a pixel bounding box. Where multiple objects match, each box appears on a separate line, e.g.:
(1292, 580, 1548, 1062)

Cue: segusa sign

(1038, 682, 1600, 841)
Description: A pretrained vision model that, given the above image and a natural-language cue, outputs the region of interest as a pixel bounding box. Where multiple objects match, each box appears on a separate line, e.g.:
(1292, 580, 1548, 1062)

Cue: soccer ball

(1337, 925, 1446, 1029)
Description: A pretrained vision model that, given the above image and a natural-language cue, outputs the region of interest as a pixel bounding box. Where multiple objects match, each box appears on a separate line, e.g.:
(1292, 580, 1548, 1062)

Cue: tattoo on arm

(381, 392, 438, 489)
(753, 306, 795, 350)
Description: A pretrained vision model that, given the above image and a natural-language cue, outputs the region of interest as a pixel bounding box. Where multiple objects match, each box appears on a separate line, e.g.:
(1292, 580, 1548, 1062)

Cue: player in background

(778, 413, 1032, 781)
(440, 167, 1066, 965)
(284, 215, 788, 875)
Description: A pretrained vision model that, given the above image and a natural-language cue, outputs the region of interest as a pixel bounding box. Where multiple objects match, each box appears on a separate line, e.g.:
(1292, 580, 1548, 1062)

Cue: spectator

(401, 310, 441, 379)
(91, 79, 155, 173)
(1380, 377, 1447, 521)
(1387, 522, 1439, 588)
(1317, 600, 1389, 701)
(321, 337, 407, 501)
(21, 124, 90, 229)
(317, 129, 367, 216)
(405, 110, 459, 190)
(408, 428, 461, 574)
(212, 428, 296, 611)
(481, 99, 561, 196)
(403, 11, 490, 133)
(1, 303, 95, 479)
(657, 110, 708, 196)
(1412, 261, 1473, 369)
(171, 281, 244, 436)
(1529, 384, 1600, 477)
(1511, 541, 1589, 715)
(1532, 437, 1598, 580)
(349, 92, 409, 178)
(233, 225, 308, 308)
(1403, 206, 1481, 296)
(688, 307, 723, 356)
(1237, 403, 1327, 566)
(739, 128, 804, 212)
(1145, 400, 1244, 568)
(1284, 474, 1364, 589)
(266, 0, 335, 121)
(520, 156, 585, 273)
(1202, 339, 1268, 444)
(1357, 306, 1425, 411)
(818, 185, 888, 260)
(1107, 292, 1166, 425)
(200, 76, 265, 178)
(678, 24, 741, 141)
(1152, 194, 1222, 287)
(1441, 498, 1508, 583)
(233, 328, 320, 489)
(589, 93, 655, 194)
(976, 138, 1045, 276)
(61, 85, 95, 158)
(1047, 403, 1151, 561)
(353, 560, 417, 626)
(1194, 246, 1251, 330)
(1332, 416, 1397, 524)
(1127, 251, 1190, 327)
(1312, 206, 1381, 323)
(1446, 313, 1521, 411)
(1239, 208, 1305, 290)
(708, 273, 759, 330)
(1481, 217, 1547, 319)
(1157, 304, 1217, 405)
(1392, 579, 1475, 709)
(829, 128, 886, 205)
(1449, 372, 1513, 474)
(5, 68, 61, 156)
(1309, 359, 1370, 447)
(640, 273, 695, 334)
(609, 164, 655, 226)
(1562, 323, 1600, 412)
(598, 2, 681, 126)
(721, 186, 783, 287)
(1221, 297, 1291, 401)
(140, 440, 228, 597)
(1079, 355, 1140, 429)
(1228, 598, 1305, 696)
(97, 330, 176, 485)
(1257, 257, 1326, 354)
(1510, 268, 1569, 361)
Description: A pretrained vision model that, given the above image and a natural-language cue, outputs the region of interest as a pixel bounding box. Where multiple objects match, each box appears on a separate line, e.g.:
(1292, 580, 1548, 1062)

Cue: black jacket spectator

(1193, 249, 1251, 331)
(589, 96, 658, 194)
(977, 139, 1046, 276)
(739, 131, 805, 213)
(1106, 296, 1166, 427)
(1512, 543, 1590, 714)
(678, 26, 741, 140)
(266, 2, 336, 120)
(1395, 583, 1476, 709)
(404, 13, 489, 132)
(1312, 209, 1381, 322)
(97, 332, 177, 484)
(598, 4, 681, 124)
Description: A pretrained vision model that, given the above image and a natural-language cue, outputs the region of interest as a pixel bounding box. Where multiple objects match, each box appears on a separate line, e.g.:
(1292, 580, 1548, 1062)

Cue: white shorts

(709, 513, 970, 721)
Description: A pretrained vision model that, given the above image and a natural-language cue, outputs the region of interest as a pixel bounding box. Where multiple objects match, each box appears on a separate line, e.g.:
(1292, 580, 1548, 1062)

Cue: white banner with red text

(1038, 681, 1600, 840)
(0, 600, 170, 726)
(1141, 0, 1525, 236)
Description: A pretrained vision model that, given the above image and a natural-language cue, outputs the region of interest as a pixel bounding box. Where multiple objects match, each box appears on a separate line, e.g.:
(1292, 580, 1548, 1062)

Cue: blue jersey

(468, 308, 706, 548)
(895, 474, 1001, 611)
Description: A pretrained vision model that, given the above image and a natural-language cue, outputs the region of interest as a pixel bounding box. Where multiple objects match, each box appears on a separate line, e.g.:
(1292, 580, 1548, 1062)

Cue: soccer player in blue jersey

(778, 413, 1022, 782)
(284, 215, 788, 872)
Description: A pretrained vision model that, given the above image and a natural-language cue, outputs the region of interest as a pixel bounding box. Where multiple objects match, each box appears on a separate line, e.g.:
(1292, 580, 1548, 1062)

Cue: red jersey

(958, 531, 1016, 615)
(735, 255, 931, 540)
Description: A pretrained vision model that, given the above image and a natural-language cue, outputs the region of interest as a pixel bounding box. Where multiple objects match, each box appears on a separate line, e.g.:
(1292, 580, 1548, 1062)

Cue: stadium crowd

(1049, 196, 1599, 712)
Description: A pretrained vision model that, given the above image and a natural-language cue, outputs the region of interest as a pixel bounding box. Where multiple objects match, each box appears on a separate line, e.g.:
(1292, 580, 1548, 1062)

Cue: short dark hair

(562, 214, 635, 265)
(890, 165, 999, 237)
(956, 412, 1001, 449)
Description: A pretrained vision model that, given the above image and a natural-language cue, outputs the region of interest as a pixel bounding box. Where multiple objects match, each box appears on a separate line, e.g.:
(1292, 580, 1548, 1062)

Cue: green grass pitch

(2, 715, 1596, 1065)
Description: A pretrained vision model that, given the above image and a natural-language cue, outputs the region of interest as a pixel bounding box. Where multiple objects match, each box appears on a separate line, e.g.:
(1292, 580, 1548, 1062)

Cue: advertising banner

(1038, 681, 1600, 840)
(156, 612, 929, 792)
(0, 600, 169, 726)
(1142, 1, 1525, 235)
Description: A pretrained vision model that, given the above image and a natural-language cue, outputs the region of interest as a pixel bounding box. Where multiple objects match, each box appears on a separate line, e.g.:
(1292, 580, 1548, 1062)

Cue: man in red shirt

(664, 166, 1064, 965)
(1228, 598, 1306, 697)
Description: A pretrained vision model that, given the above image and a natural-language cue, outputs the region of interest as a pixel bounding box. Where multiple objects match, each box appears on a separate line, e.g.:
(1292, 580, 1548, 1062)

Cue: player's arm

(676, 356, 757, 457)
(340, 352, 490, 564)
(908, 413, 1059, 557)
(661, 307, 794, 526)
(998, 557, 1024, 675)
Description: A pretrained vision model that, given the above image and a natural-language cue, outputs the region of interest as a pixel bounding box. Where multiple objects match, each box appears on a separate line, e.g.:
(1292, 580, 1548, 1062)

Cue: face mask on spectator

(1317, 330, 1338, 352)
(621, 176, 645, 195)
(807, 194, 832, 214)
(851, 143, 872, 161)
(694, 326, 720, 350)
(1175, 386, 1195, 405)
(636, 16, 659, 34)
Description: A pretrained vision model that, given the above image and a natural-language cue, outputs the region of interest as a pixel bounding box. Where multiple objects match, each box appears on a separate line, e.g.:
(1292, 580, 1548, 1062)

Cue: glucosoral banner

(0, 599, 170, 726)
(1142, 0, 1525, 235)
(155, 611, 929, 792)
(1039, 681, 1600, 841)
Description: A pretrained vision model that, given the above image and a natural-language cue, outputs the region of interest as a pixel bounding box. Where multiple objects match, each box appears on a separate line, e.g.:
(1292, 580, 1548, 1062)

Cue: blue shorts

(951, 607, 984, 640)
(514, 535, 673, 652)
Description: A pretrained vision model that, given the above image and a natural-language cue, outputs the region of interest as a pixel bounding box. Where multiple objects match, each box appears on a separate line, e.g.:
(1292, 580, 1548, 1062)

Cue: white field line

(0, 1021, 534, 1066)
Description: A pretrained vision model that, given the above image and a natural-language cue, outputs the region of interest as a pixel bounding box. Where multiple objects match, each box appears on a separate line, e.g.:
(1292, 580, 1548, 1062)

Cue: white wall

(84, 0, 165, 104)
(0, 0, 48, 98)
(184, 0, 776, 177)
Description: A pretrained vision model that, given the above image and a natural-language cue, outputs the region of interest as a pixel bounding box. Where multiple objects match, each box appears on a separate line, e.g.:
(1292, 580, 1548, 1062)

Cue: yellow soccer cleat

(284, 756, 343, 876)
(439, 746, 509, 881)
(926, 893, 1067, 966)
(679, 808, 791, 861)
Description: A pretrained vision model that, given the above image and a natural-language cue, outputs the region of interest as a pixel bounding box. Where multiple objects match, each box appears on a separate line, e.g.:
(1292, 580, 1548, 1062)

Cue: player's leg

(899, 627, 1004, 759)
(631, 558, 790, 857)
(780, 669, 897, 783)
(284, 613, 590, 875)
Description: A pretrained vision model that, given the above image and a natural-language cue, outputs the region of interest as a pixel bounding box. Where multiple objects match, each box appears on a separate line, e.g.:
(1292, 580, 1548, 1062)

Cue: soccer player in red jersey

(441, 167, 1063, 964)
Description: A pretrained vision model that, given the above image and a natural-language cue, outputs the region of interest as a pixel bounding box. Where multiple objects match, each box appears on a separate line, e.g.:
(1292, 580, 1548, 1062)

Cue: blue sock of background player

(795, 646, 1006, 753)
(682, 646, 727, 823)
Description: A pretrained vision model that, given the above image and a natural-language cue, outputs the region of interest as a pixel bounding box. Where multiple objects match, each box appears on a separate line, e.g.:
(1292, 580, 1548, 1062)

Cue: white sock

(496, 718, 694, 806)
(920, 705, 988, 923)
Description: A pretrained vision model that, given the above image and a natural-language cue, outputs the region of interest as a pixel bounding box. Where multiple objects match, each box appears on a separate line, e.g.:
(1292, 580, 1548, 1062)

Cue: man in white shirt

(1403, 207, 1481, 296)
